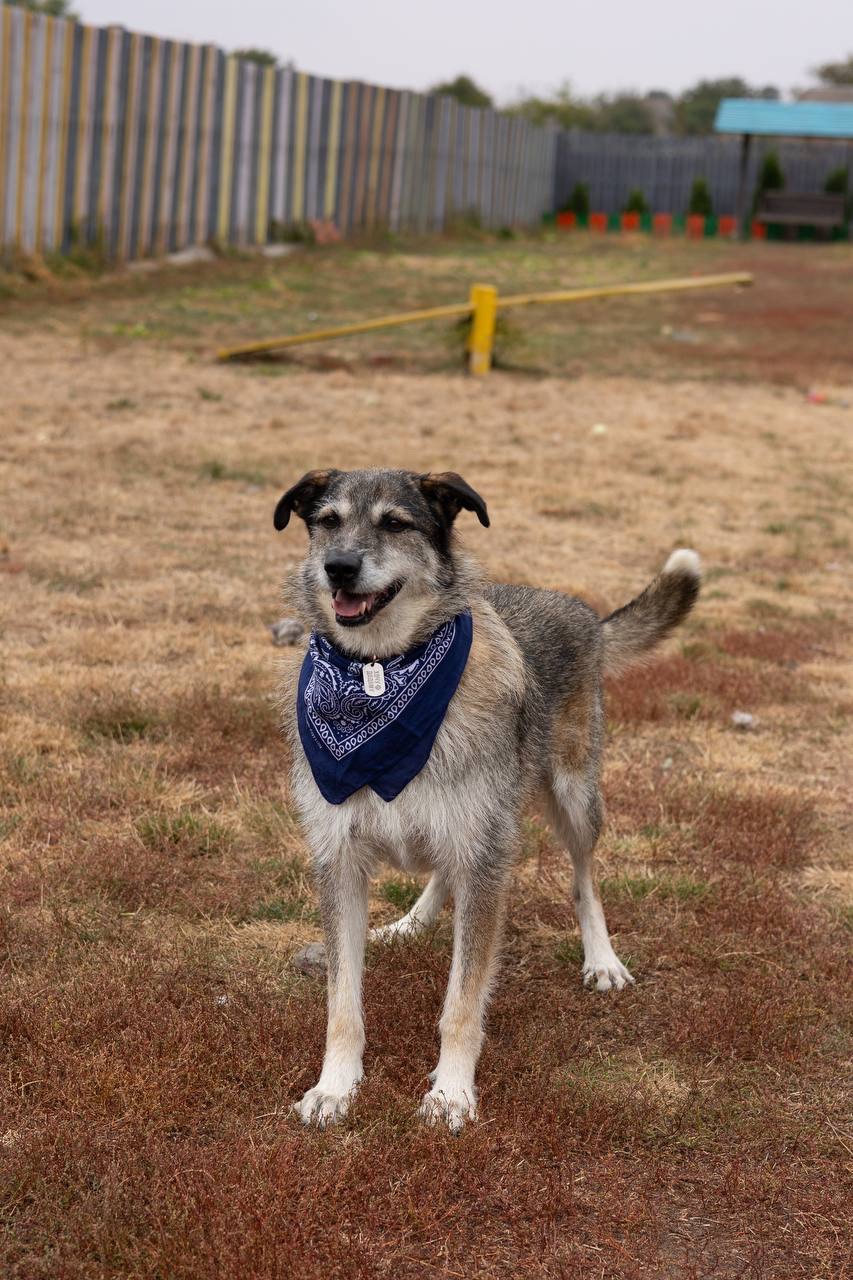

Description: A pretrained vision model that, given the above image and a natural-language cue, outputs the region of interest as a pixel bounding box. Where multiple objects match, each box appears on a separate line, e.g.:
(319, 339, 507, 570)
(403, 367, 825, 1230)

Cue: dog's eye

(318, 512, 340, 530)
(381, 515, 411, 533)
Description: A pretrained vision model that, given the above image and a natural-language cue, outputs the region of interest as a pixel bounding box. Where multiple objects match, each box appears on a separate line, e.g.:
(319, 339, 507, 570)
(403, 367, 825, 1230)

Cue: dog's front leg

(293, 857, 369, 1128)
(420, 863, 508, 1133)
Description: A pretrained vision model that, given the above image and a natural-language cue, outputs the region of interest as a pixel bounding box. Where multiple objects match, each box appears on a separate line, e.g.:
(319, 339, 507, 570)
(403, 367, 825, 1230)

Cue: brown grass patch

(1, 235, 851, 1278)
(605, 651, 809, 724)
(716, 624, 839, 665)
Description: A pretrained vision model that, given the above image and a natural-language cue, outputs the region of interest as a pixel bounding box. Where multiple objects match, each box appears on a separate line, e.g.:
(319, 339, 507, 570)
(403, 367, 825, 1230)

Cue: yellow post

(467, 283, 497, 377)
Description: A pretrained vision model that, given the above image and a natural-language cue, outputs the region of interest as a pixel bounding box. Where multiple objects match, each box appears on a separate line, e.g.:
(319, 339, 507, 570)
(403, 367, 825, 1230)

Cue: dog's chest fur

(281, 599, 528, 874)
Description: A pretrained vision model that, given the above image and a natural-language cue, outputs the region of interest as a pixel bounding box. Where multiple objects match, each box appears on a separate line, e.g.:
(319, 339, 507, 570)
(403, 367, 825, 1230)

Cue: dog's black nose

(324, 551, 363, 588)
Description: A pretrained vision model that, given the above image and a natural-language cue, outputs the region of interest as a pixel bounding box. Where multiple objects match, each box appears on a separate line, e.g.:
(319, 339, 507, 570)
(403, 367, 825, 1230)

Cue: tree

(675, 78, 779, 135)
(509, 84, 596, 130)
(232, 48, 278, 66)
(511, 83, 655, 133)
(430, 75, 493, 108)
(7, 0, 77, 15)
(594, 94, 655, 134)
(815, 54, 853, 86)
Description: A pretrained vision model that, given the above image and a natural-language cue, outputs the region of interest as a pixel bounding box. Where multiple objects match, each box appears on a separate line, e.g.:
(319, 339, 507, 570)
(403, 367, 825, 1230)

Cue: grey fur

(276, 469, 701, 1131)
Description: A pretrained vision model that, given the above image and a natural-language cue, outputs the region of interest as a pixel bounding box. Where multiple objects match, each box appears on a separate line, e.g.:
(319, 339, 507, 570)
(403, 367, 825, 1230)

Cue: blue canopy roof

(715, 99, 853, 139)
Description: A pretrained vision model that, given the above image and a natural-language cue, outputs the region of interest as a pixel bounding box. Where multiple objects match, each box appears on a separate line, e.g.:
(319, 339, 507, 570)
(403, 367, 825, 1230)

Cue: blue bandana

(297, 612, 473, 805)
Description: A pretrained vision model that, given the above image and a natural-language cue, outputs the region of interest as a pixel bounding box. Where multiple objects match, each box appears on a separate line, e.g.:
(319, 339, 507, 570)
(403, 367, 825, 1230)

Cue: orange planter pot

(621, 212, 641, 231)
(718, 215, 738, 238)
(589, 212, 608, 233)
(686, 214, 706, 238)
(751, 220, 767, 239)
(653, 213, 672, 235)
(556, 211, 577, 229)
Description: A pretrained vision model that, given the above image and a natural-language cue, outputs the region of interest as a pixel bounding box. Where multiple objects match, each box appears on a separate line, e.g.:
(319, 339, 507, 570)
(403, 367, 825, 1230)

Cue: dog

(275, 468, 700, 1132)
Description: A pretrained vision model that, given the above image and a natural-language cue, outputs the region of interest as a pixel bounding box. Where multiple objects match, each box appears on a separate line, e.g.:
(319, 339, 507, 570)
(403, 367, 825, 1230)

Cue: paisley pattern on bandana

(297, 612, 473, 805)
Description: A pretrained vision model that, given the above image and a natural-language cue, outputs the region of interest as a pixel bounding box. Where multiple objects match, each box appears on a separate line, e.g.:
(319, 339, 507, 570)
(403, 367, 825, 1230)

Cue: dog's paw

(292, 1085, 354, 1129)
(369, 916, 417, 943)
(582, 947, 635, 992)
(419, 1084, 477, 1134)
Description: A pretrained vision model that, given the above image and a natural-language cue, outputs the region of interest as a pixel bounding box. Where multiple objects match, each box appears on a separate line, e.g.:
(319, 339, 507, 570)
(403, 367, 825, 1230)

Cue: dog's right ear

(273, 470, 339, 531)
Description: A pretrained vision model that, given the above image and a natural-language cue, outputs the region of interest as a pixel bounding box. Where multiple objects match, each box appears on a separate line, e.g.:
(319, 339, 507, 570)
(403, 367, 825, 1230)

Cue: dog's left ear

(273, 470, 340, 531)
(418, 472, 490, 528)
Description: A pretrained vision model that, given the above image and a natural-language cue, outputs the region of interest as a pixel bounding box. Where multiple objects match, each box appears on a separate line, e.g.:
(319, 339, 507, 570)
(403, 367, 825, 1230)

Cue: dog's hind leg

(293, 854, 369, 1128)
(546, 768, 634, 992)
(420, 852, 511, 1133)
(370, 871, 450, 942)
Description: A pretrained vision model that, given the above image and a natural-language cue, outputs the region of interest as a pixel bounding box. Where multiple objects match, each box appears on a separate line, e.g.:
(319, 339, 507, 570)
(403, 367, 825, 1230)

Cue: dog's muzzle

(330, 581, 404, 627)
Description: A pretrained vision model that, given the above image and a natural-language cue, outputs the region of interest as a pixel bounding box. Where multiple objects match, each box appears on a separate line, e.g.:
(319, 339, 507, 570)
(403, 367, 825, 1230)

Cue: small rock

(590, 423, 608, 436)
(731, 710, 757, 730)
(260, 243, 299, 258)
(293, 942, 327, 977)
(661, 756, 673, 771)
(269, 617, 304, 646)
(166, 244, 215, 267)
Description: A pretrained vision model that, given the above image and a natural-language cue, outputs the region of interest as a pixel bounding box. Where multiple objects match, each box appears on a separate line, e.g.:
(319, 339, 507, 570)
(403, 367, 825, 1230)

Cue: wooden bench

(756, 192, 846, 229)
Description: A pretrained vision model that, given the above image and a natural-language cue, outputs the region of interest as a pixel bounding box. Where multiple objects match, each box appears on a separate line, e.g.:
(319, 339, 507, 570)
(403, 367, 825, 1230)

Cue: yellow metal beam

(217, 300, 472, 361)
(498, 272, 752, 310)
(216, 271, 752, 362)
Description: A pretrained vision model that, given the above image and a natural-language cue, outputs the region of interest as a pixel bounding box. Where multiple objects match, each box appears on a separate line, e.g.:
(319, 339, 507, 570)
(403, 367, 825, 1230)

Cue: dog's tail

(601, 549, 701, 677)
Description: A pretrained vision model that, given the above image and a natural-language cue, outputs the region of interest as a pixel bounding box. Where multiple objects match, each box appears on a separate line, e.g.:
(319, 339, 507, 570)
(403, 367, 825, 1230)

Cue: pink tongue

(333, 589, 376, 618)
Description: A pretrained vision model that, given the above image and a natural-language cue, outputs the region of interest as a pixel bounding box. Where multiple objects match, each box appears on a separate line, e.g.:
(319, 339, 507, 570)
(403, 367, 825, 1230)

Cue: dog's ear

(418, 472, 490, 528)
(273, 470, 340, 531)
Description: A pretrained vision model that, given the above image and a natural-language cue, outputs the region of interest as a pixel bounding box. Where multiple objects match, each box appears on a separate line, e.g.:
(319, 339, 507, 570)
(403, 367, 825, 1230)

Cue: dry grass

(1, 235, 851, 1278)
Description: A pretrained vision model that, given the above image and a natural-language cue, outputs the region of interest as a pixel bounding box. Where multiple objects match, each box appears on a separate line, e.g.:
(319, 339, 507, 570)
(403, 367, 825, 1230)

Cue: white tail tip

(664, 548, 701, 578)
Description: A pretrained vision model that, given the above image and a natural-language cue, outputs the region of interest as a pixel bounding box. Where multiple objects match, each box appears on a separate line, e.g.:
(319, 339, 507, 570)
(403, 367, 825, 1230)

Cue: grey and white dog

(275, 468, 700, 1132)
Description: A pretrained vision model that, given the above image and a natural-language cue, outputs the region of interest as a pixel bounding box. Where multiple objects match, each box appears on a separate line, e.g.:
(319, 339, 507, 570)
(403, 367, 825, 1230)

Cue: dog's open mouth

(332, 580, 403, 627)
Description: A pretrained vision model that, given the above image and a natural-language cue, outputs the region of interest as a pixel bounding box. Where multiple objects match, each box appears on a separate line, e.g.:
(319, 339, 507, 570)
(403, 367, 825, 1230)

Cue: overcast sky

(77, 1, 848, 101)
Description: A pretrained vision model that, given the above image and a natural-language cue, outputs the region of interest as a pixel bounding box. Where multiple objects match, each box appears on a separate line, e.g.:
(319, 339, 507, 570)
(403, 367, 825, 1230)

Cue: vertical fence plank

(0, 10, 561, 259)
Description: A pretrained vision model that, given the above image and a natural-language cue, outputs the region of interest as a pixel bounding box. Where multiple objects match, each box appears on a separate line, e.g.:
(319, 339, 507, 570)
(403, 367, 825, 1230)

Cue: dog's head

(274, 468, 489, 656)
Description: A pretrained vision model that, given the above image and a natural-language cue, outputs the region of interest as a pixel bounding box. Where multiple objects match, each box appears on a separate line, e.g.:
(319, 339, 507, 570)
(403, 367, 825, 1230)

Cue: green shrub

(824, 166, 848, 195)
(688, 178, 713, 216)
(753, 150, 784, 213)
(267, 219, 315, 245)
(623, 188, 649, 215)
(566, 182, 590, 218)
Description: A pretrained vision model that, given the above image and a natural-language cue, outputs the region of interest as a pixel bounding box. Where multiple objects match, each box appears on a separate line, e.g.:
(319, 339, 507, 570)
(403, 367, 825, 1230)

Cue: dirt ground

(1, 236, 851, 1278)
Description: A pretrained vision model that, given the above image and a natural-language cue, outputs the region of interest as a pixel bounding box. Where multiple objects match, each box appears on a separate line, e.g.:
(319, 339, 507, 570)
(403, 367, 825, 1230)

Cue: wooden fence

(0, 4, 556, 258)
(554, 131, 853, 216)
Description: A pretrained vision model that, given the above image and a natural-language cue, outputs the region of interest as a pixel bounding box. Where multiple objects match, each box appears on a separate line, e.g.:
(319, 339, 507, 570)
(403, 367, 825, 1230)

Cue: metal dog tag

(362, 662, 386, 697)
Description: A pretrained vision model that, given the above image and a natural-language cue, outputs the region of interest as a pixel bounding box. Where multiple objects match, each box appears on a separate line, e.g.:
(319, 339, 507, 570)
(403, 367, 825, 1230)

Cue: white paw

(369, 915, 418, 943)
(292, 1085, 355, 1129)
(582, 949, 635, 992)
(366, 921, 409, 942)
(419, 1084, 478, 1134)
